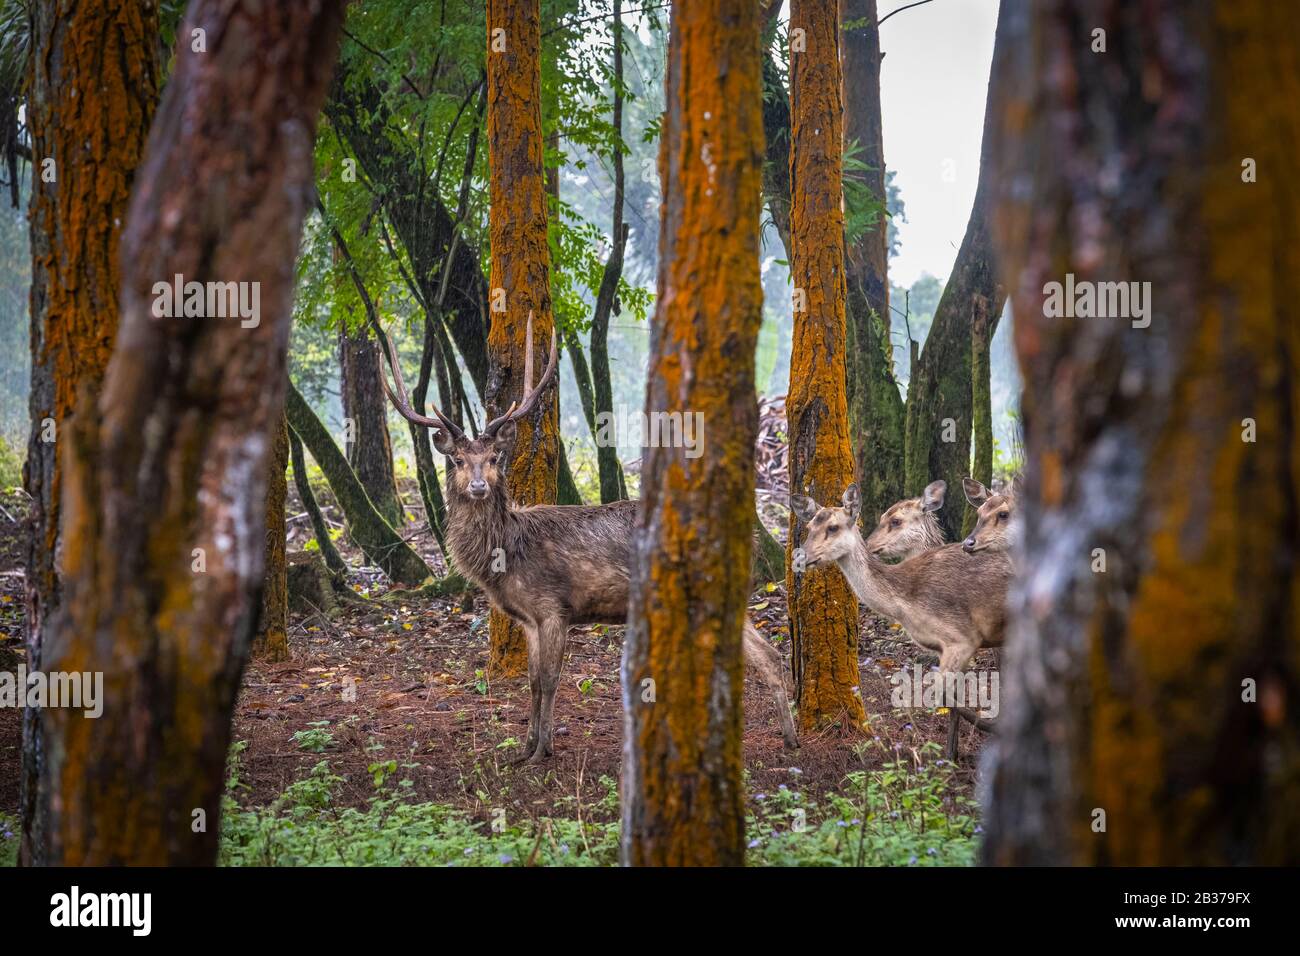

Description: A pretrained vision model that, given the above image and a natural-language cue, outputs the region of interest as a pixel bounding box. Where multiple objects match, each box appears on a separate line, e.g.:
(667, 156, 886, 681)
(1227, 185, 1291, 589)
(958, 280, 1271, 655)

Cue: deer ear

(841, 484, 861, 520)
(789, 495, 820, 522)
(962, 477, 990, 507)
(492, 419, 517, 451)
(431, 428, 457, 456)
(922, 480, 947, 512)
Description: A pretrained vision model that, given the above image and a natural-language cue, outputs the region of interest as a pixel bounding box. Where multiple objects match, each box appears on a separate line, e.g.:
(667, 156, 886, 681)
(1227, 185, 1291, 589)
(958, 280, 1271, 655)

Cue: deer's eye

(998, 511, 1009, 522)
(889, 518, 902, 528)
(453, 458, 465, 467)
(827, 524, 839, 533)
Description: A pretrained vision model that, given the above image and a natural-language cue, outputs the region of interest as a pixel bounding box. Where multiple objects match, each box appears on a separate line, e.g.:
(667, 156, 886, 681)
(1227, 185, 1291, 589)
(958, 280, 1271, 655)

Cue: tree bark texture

(485, 0, 561, 677)
(622, 0, 764, 867)
(981, 0, 1300, 866)
(37, 0, 346, 865)
(785, 0, 867, 734)
(20, 0, 159, 867)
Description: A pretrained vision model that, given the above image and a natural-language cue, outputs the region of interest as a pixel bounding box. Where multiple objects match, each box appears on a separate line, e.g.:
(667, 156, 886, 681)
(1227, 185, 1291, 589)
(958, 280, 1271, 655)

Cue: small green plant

(0, 435, 22, 489)
(0, 812, 18, 867)
(292, 721, 334, 753)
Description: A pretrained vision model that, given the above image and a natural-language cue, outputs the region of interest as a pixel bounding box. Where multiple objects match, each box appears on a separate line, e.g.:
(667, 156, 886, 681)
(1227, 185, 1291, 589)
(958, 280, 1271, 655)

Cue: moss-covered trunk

(963, 295, 998, 535)
(285, 382, 432, 587)
(621, 0, 763, 867)
(981, 0, 1300, 865)
(339, 319, 404, 527)
(253, 417, 290, 661)
(841, 0, 906, 526)
(485, 0, 560, 677)
(902, 34, 1006, 539)
(785, 0, 867, 735)
(289, 424, 347, 574)
(20, 0, 159, 867)
(37, 0, 345, 865)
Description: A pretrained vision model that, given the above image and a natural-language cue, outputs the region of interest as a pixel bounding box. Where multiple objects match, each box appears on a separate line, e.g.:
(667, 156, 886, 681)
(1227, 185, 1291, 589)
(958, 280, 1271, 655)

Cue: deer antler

(483, 311, 559, 438)
(373, 320, 465, 440)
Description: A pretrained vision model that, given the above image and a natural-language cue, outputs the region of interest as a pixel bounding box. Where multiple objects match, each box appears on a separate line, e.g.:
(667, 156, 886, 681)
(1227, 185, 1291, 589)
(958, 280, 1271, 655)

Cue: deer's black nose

(962, 537, 976, 552)
(469, 478, 488, 496)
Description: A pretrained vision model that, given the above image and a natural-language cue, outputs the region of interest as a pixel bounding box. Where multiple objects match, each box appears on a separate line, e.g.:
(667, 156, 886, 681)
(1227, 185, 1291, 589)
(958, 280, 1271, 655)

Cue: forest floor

(0, 481, 992, 865)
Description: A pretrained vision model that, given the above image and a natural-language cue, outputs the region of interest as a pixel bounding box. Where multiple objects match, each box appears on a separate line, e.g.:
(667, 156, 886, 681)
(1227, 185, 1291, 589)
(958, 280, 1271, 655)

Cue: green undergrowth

(217, 741, 977, 867)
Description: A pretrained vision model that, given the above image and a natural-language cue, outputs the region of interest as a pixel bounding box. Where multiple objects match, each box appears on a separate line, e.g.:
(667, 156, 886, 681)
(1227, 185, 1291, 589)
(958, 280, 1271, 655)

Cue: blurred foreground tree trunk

(34, 0, 346, 865)
(622, 0, 764, 867)
(20, 0, 159, 866)
(982, 0, 1300, 865)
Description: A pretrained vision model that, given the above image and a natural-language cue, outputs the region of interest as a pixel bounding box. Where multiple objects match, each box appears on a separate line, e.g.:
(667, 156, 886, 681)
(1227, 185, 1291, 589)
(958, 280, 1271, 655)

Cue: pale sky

(876, 0, 999, 286)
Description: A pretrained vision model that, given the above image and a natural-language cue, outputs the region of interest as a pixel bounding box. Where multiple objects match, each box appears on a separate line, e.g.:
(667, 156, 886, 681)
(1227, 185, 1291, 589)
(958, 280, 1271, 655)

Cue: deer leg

(521, 625, 542, 761)
(743, 622, 799, 749)
(938, 643, 977, 762)
(527, 615, 568, 763)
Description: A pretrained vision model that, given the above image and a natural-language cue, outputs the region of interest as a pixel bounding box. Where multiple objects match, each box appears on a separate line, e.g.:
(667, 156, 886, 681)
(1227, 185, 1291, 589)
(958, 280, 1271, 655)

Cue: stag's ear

(962, 477, 990, 507)
(841, 484, 861, 521)
(491, 418, 517, 452)
(789, 495, 820, 523)
(922, 480, 947, 512)
(432, 428, 457, 456)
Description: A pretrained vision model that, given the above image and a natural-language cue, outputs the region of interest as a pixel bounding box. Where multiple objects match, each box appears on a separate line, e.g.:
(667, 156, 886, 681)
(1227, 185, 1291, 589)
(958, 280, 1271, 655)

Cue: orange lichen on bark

(1079, 0, 1300, 864)
(620, 0, 765, 866)
(485, 0, 559, 677)
(983, 0, 1300, 865)
(19, 0, 160, 866)
(24, 0, 159, 624)
(785, 0, 867, 734)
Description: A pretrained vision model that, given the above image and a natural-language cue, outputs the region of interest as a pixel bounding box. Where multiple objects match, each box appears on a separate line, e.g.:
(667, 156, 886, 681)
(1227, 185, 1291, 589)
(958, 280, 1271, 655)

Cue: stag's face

(435, 422, 515, 501)
(864, 480, 947, 560)
(790, 485, 862, 567)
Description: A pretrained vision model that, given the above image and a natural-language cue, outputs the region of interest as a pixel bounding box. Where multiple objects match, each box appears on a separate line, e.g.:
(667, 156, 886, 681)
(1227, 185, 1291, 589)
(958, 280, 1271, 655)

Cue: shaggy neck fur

(445, 483, 513, 587)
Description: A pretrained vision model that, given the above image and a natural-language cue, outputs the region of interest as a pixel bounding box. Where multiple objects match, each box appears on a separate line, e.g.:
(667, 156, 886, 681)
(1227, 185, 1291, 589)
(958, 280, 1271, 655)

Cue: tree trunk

(963, 294, 998, 535)
(36, 0, 346, 865)
(982, 0, 1300, 865)
(785, 0, 867, 735)
(285, 382, 432, 587)
(622, 0, 763, 867)
(339, 319, 404, 527)
(841, 0, 906, 526)
(902, 33, 1006, 540)
(485, 0, 560, 677)
(253, 417, 290, 661)
(760, 51, 793, 260)
(20, 0, 159, 867)
(289, 424, 347, 574)
(589, 0, 630, 505)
